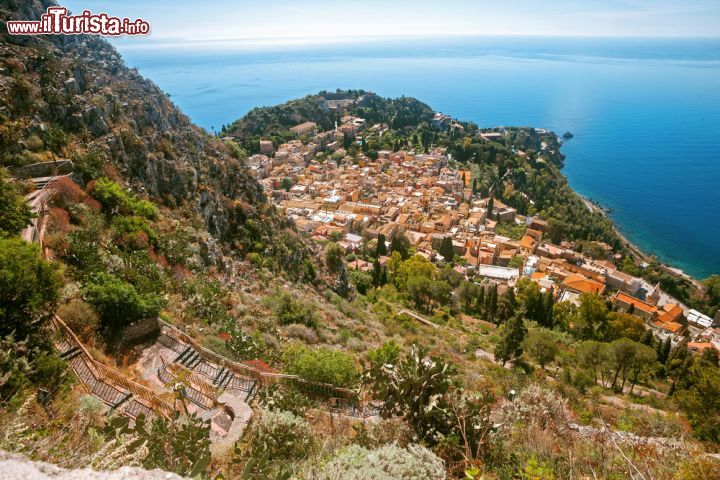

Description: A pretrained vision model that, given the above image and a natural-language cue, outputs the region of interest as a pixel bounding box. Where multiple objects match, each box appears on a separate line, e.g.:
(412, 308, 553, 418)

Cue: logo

(6, 6, 150, 36)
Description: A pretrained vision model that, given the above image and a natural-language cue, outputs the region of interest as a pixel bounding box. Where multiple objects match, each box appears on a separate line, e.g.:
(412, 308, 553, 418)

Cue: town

(236, 107, 719, 355)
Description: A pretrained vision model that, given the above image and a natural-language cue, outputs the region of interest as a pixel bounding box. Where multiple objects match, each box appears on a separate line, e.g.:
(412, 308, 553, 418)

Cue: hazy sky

(63, 0, 720, 40)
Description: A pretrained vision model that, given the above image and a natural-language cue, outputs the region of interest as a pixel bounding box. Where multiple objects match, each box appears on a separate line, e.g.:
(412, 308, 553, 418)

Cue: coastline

(578, 194, 705, 288)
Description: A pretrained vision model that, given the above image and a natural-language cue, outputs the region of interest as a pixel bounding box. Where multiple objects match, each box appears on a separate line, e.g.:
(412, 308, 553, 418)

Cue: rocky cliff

(0, 0, 295, 258)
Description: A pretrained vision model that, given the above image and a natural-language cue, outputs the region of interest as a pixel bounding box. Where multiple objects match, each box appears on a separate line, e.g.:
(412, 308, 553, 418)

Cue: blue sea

(112, 36, 720, 279)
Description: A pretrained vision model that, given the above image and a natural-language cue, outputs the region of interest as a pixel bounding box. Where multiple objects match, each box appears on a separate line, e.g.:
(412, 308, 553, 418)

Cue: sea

(111, 36, 720, 280)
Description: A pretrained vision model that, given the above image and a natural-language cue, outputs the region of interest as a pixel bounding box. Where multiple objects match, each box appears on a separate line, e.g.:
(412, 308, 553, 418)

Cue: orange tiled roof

(652, 321, 684, 333)
(520, 235, 537, 250)
(613, 292, 658, 314)
(561, 274, 606, 295)
(687, 342, 715, 352)
(662, 303, 683, 319)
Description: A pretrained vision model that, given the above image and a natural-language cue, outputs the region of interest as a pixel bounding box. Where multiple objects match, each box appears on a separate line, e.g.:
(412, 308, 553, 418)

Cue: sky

(62, 0, 720, 41)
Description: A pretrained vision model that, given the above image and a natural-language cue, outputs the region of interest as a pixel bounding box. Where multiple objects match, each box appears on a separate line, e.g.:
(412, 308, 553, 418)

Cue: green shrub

(366, 340, 401, 368)
(270, 291, 319, 329)
(250, 409, 315, 461)
(92, 178, 158, 219)
(0, 237, 61, 338)
(182, 278, 231, 325)
(257, 384, 312, 417)
(82, 272, 163, 333)
(314, 443, 445, 480)
(111, 215, 158, 250)
(0, 168, 33, 236)
(71, 148, 106, 182)
(285, 323, 318, 343)
(57, 299, 100, 342)
(283, 343, 359, 387)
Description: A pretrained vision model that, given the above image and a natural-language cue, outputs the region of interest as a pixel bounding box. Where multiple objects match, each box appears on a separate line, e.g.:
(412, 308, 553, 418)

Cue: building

(605, 269, 642, 295)
(611, 292, 658, 320)
(687, 309, 715, 328)
(290, 122, 318, 136)
(259, 140, 274, 154)
(561, 274, 606, 296)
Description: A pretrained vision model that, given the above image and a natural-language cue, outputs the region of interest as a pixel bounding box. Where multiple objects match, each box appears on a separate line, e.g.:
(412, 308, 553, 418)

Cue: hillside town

(240, 114, 720, 357)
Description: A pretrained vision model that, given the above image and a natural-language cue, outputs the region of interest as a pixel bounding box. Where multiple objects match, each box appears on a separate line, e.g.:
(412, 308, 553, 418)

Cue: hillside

(1, 2, 719, 480)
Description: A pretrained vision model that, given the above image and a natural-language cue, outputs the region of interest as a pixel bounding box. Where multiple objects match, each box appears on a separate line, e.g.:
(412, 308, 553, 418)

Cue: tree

(82, 272, 162, 333)
(0, 168, 33, 237)
(438, 236, 455, 263)
(552, 301, 576, 332)
(608, 338, 640, 391)
(351, 269, 373, 295)
(607, 312, 646, 341)
(325, 242, 345, 274)
(576, 340, 611, 386)
(456, 281, 481, 314)
(371, 259, 386, 287)
(657, 336, 672, 364)
(0, 238, 61, 338)
(488, 285, 499, 323)
(676, 362, 720, 442)
(486, 197, 494, 219)
(494, 314, 527, 366)
(280, 177, 293, 191)
(523, 328, 559, 369)
(575, 293, 609, 340)
(390, 232, 411, 259)
(627, 343, 657, 394)
(375, 233, 387, 257)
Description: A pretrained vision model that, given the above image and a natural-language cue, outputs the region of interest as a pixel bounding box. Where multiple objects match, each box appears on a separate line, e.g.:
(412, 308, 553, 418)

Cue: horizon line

(111, 32, 720, 45)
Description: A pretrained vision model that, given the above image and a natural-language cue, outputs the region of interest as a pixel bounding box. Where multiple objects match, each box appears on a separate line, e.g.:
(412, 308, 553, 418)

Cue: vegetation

(0, 237, 61, 338)
(283, 343, 360, 387)
(82, 272, 163, 335)
(0, 168, 33, 237)
(1, 17, 718, 477)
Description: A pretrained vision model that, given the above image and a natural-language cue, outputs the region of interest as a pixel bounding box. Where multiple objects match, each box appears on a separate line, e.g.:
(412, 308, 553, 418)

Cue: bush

(366, 340, 401, 368)
(0, 168, 33, 236)
(60, 226, 103, 276)
(270, 291, 319, 329)
(257, 384, 312, 416)
(313, 443, 445, 480)
(496, 384, 572, 435)
(0, 237, 61, 338)
(111, 216, 158, 250)
(91, 178, 158, 219)
(250, 409, 315, 461)
(283, 343, 359, 387)
(351, 269, 373, 295)
(57, 299, 100, 342)
(182, 278, 231, 325)
(285, 323, 318, 343)
(82, 272, 163, 333)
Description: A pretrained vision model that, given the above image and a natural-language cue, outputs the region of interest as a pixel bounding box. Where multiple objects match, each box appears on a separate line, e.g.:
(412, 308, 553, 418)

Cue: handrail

(162, 357, 218, 401)
(159, 320, 360, 401)
(51, 315, 174, 418)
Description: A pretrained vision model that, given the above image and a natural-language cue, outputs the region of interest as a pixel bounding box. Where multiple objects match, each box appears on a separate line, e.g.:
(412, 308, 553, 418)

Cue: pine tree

(376, 234, 387, 257)
(640, 329, 654, 346)
(486, 197, 494, 219)
(489, 285, 499, 323)
(478, 286, 486, 316)
(439, 236, 455, 263)
(494, 314, 527, 366)
(372, 259, 382, 287)
(657, 336, 672, 364)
